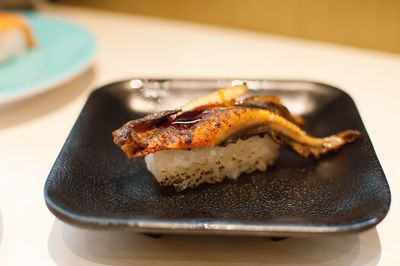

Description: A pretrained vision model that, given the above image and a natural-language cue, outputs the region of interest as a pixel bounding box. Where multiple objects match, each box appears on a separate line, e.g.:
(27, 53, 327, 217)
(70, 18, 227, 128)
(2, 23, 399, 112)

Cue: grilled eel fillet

(112, 105, 360, 159)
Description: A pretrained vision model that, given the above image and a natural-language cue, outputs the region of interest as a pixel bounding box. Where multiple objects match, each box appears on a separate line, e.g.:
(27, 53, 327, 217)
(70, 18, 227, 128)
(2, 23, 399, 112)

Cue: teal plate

(0, 11, 96, 104)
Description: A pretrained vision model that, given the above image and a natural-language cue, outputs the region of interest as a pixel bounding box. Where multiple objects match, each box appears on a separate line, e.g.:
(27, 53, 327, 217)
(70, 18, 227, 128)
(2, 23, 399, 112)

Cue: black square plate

(44, 79, 391, 236)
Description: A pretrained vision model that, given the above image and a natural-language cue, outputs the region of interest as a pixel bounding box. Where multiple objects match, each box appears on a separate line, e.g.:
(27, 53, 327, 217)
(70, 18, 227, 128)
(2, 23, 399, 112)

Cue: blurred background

(44, 0, 400, 54)
(2, 0, 399, 107)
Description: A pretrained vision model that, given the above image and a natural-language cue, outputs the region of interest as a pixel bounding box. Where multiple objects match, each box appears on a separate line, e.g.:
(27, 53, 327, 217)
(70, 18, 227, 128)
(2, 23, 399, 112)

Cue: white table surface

(1, 3, 399, 266)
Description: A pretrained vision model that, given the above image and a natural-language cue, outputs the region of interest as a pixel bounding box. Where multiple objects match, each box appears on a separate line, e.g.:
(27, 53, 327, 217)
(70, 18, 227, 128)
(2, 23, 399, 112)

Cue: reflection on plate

(0, 11, 95, 105)
(45, 79, 390, 236)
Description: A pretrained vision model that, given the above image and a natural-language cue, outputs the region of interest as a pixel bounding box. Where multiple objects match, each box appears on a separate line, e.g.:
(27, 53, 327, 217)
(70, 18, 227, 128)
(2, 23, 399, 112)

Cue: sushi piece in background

(0, 12, 35, 65)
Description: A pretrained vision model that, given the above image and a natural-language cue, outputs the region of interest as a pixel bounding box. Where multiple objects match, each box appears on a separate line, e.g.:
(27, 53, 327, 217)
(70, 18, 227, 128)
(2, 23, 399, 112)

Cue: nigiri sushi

(112, 84, 360, 190)
(0, 13, 35, 65)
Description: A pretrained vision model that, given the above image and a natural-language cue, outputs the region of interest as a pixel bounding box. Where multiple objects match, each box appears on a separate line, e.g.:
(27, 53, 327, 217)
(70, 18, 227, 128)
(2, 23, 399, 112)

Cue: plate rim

(45, 195, 388, 235)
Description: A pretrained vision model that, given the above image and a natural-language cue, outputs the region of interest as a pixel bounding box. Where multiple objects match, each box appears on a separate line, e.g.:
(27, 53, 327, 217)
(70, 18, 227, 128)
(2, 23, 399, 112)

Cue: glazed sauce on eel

(171, 104, 221, 129)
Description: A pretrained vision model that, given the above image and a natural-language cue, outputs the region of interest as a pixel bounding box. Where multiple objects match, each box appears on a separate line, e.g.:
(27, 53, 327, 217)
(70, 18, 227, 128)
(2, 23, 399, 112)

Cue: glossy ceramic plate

(0, 12, 95, 105)
(44, 79, 391, 236)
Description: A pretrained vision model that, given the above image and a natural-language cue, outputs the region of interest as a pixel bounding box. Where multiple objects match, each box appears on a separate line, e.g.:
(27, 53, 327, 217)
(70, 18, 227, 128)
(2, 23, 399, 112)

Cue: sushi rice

(145, 135, 279, 190)
(0, 28, 29, 64)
